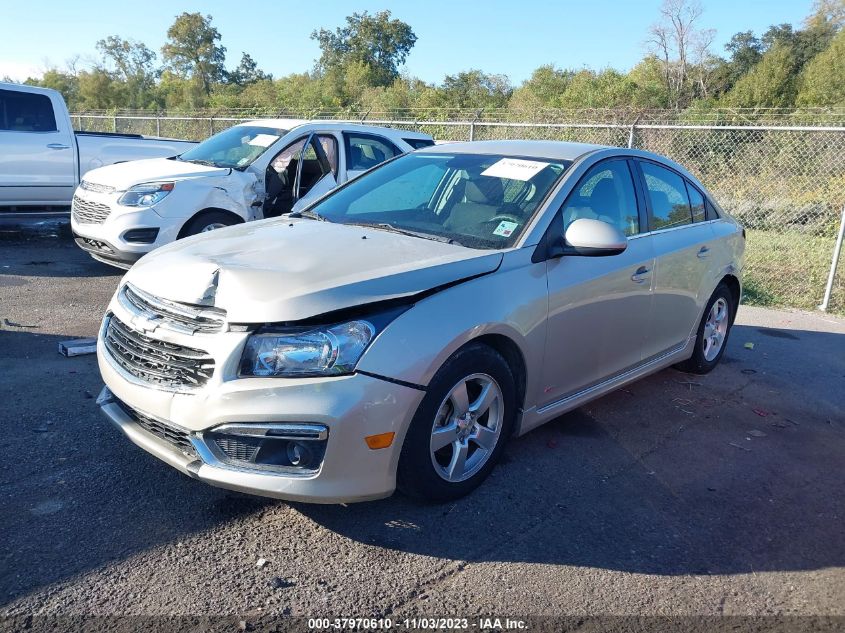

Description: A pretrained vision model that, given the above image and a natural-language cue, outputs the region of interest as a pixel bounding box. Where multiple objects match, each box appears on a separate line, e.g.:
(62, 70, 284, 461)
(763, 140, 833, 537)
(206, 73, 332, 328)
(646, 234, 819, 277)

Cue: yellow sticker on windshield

(493, 221, 518, 237)
(481, 158, 549, 181)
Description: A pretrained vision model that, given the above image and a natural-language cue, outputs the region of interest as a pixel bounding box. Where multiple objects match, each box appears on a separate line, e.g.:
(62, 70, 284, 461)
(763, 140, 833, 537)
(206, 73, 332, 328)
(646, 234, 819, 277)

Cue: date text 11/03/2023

(306, 617, 528, 630)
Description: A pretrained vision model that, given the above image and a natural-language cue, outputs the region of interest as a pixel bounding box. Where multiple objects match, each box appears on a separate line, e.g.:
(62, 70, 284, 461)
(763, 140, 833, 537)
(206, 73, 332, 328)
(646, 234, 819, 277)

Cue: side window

(403, 137, 435, 149)
(686, 182, 706, 223)
(345, 133, 400, 171)
(640, 162, 692, 230)
(705, 198, 721, 221)
(317, 134, 338, 176)
(0, 89, 58, 132)
(561, 160, 640, 237)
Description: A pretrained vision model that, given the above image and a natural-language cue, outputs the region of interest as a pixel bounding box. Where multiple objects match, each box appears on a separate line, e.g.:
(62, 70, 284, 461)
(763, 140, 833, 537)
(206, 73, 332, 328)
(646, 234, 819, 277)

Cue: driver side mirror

(550, 218, 628, 258)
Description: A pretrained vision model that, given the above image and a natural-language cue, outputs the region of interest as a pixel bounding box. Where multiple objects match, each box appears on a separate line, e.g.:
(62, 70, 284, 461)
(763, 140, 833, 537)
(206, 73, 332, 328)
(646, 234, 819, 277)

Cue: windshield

(308, 152, 570, 249)
(178, 125, 287, 169)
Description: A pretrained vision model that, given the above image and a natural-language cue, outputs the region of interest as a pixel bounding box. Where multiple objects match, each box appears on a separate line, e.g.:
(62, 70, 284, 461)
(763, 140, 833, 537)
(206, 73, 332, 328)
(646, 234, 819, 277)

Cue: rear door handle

(697, 246, 711, 258)
(47, 143, 70, 150)
(631, 266, 651, 283)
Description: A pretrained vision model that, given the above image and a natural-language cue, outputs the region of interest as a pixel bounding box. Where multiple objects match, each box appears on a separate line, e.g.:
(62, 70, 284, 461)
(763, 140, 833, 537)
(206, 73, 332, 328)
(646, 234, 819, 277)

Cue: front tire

(180, 211, 240, 238)
(397, 343, 516, 502)
(675, 283, 735, 374)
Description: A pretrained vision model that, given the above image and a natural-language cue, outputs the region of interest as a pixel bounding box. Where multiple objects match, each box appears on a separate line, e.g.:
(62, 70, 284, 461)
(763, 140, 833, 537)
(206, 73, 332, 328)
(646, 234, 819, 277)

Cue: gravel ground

(1, 232, 843, 627)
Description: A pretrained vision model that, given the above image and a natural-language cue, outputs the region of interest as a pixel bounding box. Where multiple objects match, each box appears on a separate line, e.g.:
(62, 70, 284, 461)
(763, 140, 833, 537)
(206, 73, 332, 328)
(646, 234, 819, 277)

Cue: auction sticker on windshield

(493, 220, 518, 237)
(481, 158, 549, 181)
(248, 134, 280, 147)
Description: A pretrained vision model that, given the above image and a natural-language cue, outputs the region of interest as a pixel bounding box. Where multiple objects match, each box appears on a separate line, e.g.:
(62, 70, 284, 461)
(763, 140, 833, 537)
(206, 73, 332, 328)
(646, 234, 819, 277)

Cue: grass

(743, 229, 844, 314)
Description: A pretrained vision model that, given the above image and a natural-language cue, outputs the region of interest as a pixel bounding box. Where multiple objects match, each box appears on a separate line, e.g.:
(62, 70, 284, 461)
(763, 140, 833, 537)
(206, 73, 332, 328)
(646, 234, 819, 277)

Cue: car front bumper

(70, 189, 187, 267)
(97, 343, 426, 503)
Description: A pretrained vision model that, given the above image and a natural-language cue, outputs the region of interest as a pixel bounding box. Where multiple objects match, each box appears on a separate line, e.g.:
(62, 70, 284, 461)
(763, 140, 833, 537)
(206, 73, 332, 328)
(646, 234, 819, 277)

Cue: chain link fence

(72, 112, 845, 314)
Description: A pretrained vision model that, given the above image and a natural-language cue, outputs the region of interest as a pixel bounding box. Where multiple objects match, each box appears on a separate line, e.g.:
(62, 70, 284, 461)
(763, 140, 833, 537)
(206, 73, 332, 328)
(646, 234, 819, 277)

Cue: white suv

(71, 120, 433, 268)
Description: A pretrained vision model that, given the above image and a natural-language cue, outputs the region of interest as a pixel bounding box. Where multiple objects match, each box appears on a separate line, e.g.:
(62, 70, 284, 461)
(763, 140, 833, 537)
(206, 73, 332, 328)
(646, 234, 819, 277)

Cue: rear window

(0, 89, 57, 132)
(403, 137, 435, 150)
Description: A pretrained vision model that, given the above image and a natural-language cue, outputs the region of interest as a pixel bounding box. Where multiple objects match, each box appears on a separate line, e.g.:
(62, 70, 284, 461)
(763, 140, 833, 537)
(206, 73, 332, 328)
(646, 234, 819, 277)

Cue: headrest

(466, 178, 503, 204)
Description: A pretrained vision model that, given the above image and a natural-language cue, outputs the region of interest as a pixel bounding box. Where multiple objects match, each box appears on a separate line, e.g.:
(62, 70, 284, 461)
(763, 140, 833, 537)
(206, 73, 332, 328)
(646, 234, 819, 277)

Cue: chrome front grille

(118, 283, 226, 334)
(104, 315, 215, 390)
(115, 397, 197, 457)
(72, 194, 111, 224)
(80, 180, 115, 194)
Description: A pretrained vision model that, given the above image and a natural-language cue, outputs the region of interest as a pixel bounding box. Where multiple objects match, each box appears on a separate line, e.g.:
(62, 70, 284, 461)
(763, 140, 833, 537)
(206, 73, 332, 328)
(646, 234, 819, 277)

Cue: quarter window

(686, 182, 706, 223)
(345, 133, 400, 171)
(561, 160, 640, 236)
(0, 89, 57, 132)
(640, 162, 692, 230)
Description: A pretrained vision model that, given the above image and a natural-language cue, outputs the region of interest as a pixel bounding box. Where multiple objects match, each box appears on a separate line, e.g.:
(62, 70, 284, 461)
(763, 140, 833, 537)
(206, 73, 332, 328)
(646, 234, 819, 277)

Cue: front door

(540, 159, 655, 407)
(263, 133, 337, 217)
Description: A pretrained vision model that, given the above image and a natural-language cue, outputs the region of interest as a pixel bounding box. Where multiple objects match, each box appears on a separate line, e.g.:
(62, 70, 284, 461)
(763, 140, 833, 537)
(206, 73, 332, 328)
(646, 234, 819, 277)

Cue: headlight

(239, 320, 376, 377)
(118, 182, 174, 207)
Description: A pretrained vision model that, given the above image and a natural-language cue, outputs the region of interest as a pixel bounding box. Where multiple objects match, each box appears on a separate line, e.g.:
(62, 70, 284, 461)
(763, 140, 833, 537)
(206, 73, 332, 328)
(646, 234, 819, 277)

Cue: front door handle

(47, 143, 70, 150)
(697, 246, 711, 258)
(631, 266, 651, 284)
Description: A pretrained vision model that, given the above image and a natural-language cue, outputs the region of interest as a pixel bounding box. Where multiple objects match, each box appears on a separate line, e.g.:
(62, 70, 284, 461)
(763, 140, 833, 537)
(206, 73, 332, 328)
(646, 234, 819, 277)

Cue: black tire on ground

(397, 343, 517, 502)
(675, 282, 735, 375)
(180, 211, 240, 239)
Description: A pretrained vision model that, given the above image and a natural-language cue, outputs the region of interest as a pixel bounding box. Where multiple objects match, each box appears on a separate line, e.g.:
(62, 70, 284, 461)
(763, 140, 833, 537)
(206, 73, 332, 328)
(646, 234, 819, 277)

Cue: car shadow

(0, 322, 843, 606)
(295, 323, 845, 576)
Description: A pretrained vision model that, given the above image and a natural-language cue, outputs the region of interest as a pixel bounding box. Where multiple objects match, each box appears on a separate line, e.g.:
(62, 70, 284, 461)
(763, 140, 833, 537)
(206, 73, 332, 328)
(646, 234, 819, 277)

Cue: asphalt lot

(1, 229, 844, 625)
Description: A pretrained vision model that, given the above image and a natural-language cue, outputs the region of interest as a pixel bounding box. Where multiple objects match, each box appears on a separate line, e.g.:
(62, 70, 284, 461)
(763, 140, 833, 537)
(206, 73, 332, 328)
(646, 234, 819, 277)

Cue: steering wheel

(486, 214, 522, 225)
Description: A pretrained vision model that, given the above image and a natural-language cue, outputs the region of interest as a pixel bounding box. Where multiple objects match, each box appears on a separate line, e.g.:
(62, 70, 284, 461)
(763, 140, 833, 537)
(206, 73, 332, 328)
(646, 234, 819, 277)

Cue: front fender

(356, 248, 549, 408)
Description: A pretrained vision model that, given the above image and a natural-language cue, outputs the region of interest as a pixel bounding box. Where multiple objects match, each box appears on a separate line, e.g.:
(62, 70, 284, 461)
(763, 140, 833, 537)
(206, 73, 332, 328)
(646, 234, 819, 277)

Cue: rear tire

(675, 283, 735, 375)
(180, 211, 240, 238)
(397, 343, 516, 502)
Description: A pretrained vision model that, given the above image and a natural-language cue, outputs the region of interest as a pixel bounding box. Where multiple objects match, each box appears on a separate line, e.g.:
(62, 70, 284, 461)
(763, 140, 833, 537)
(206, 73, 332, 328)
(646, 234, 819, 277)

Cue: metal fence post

(819, 204, 845, 312)
(112, 115, 117, 133)
(209, 118, 214, 137)
(156, 115, 161, 137)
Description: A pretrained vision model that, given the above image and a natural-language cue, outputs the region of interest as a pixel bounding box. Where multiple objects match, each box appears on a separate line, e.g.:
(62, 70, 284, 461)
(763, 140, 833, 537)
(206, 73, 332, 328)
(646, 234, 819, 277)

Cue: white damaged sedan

(96, 140, 744, 502)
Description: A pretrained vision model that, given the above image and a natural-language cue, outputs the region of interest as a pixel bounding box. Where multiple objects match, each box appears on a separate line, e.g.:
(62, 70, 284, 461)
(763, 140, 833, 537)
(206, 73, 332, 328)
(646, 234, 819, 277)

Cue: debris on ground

(729, 442, 752, 452)
(58, 338, 97, 357)
(3, 318, 39, 329)
(744, 342, 755, 350)
(256, 557, 268, 569)
(741, 368, 757, 375)
(752, 408, 770, 417)
(748, 429, 767, 437)
(269, 577, 295, 589)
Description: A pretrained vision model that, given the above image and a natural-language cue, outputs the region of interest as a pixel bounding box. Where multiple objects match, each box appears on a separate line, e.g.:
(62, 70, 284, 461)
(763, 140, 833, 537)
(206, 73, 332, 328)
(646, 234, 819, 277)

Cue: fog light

(122, 228, 159, 244)
(204, 423, 328, 473)
(286, 441, 314, 467)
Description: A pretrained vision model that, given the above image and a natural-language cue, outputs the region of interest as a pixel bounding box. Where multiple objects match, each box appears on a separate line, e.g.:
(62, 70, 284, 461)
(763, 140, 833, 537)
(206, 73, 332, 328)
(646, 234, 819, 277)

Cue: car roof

(237, 119, 431, 139)
(417, 139, 609, 161)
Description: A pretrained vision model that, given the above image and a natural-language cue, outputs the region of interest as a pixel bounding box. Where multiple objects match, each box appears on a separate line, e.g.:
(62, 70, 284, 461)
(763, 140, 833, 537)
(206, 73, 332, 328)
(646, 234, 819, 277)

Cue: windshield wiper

(184, 159, 220, 167)
(344, 221, 461, 246)
(288, 209, 326, 221)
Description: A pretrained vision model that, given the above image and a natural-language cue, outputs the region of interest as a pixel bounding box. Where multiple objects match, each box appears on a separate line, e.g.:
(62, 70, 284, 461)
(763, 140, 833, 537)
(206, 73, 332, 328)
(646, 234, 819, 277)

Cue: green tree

(722, 41, 799, 107)
(26, 69, 79, 109)
(311, 10, 416, 88)
(96, 36, 158, 108)
(438, 70, 512, 109)
(161, 12, 226, 99)
(509, 65, 575, 111)
(228, 53, 271, 86)
(797, 27, 845, 105)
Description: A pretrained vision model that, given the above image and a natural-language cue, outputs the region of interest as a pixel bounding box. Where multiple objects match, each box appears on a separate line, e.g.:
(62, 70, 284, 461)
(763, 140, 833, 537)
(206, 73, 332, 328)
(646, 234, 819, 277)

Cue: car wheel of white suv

(181, 210, 241, 238)
(675, 282, 735, 375)
(398, 343, 516, 502)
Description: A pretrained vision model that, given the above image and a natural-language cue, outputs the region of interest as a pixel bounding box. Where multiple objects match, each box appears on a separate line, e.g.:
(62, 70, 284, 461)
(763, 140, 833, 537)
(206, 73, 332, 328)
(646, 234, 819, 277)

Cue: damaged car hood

(124, 218, 503, 323)
(84, 157, 230, 190)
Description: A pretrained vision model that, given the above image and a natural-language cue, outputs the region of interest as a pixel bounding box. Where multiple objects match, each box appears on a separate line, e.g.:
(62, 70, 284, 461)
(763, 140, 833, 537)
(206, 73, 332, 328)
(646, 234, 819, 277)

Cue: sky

(0, 0, 814, 85)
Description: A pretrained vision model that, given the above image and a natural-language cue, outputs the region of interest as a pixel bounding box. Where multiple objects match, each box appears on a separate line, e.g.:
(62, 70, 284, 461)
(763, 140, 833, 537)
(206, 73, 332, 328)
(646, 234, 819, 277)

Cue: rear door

(540, 158, 655, 406)
(634, 159, 719, 359)
(0, 88, 75, 205)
